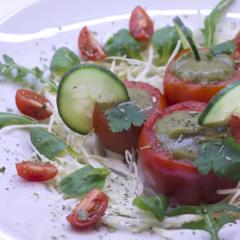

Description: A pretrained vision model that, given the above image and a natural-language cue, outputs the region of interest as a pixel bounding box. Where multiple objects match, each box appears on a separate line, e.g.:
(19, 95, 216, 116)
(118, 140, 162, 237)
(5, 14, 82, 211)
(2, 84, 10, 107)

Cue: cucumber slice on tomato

(57, 64, 129, 134)
(173, 16, 201, 61)
(198, 80, 240, 126)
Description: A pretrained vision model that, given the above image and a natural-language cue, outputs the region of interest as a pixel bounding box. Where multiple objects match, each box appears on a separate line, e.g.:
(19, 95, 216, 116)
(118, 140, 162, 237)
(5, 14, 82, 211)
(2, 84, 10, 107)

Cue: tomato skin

(93, 81, 166, 154)
(16, 161, 58, 181)
(78, 26, 106, 61)
(138, 101, 237, 205)
(229, 115, 240, 143)
(67, 189, 108, 229)
(164, 49, 240, 105)
(129, 6, 154, 41)
(15, 89, 52, 120)
(233, 31, 240, 60)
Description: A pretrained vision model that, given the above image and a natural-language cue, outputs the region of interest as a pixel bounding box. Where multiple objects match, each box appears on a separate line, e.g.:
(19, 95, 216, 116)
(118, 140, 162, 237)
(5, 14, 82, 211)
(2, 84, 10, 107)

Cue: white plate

(1, 1, 240, 239)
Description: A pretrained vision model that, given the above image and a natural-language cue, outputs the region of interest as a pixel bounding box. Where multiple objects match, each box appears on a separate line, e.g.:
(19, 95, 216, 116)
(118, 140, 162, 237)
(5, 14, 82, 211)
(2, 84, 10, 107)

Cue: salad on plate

(1, 1, 240, 239)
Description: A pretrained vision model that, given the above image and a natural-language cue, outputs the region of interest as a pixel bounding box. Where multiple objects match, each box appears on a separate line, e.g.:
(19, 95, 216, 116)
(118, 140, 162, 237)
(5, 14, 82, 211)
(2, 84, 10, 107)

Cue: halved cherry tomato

(229, 115, 240, 143)
(78, 26, 106, 61)
(16, 161, 58, 181)
(138, 101, 237, 205)
(93, 81, 166, 154)
(129, 6, 154, 41)
(164, 49, 240, 105)
(15, 89, 52, 120)
(67, 188, 108, 229)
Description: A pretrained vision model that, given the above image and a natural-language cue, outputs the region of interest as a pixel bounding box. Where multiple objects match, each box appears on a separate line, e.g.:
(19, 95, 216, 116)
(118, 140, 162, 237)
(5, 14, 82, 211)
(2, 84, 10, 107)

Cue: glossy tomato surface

(67, 188, 108, 230)
(15, 89, 52, 120)
(93, 81, 166, 154)
(138, 101, 237, 205)
(16, 161, 58, 181)
(164, 49, 240, 105)
(78, 26, 106, 61)
(129, 6, 154, 41)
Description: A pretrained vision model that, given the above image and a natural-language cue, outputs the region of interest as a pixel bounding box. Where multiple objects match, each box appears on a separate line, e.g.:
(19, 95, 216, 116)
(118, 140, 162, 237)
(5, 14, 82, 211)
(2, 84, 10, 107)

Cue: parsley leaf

(106, 102, 146, 133)
(209, 40, 236, 57)
(194, 137, 240, 180)
(0, 54, 58, 92)
(59, 165, 110, 197)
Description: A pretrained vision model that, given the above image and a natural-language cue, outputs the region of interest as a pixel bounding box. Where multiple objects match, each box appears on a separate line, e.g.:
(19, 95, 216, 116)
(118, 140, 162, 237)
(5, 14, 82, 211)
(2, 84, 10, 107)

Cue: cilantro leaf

(133, 195, 169, 221)
(106, 102, 146, 133)
(59, 165, 110, 197)
(209, 40, 236, 57)
(194, 137, 240, 180)
(104, 29, 141, 59)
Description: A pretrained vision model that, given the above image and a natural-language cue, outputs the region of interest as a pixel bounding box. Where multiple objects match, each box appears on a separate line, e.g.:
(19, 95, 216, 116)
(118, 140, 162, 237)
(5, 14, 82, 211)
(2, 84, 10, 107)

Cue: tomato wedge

(67, 188, 108, 229)
(15, 89, 52, 120)
(16, 161, 58, 181)
(129, 6, 154, 41)
(138, 101, 237, 205)
(78, 26, 106, 61)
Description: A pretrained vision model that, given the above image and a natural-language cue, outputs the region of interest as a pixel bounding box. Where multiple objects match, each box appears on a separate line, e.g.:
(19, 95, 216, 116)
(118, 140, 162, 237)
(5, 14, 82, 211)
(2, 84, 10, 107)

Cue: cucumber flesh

(173, 16, 201, 61)
(57, 64, 129, 134)
(198, 80, 240, 126)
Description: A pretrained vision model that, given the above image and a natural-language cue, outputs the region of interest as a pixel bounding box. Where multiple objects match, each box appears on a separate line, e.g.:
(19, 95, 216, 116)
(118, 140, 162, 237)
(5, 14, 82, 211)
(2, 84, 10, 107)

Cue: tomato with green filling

(164, 49, 240, 105)
(138, 101, 237, 205)
(93, 81, 166, 154)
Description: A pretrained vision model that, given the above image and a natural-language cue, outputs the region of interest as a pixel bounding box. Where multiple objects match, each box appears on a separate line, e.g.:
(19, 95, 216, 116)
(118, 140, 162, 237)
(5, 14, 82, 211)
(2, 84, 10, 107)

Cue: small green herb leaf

(30, 128, 67, 160)
(133, 195, 169, 221)
(104, 29, 141, 59)
(167, 205, 200, 217)
(107, 102, 146, 133)
(209, 40, 236, 57)
(0, 112, 37, 129)
(194, 137, 240, 180)
(59, 165, 110, 197)
(202, 0, 234, 48)
(50, 47, 80, 76)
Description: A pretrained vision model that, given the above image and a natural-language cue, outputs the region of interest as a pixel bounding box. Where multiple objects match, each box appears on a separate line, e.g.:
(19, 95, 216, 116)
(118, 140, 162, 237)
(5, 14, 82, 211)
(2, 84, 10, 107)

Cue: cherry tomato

(16, 161, 58, 181)
(15, 89, 52, 120)
(138, 101, 237, 205)
(164, 49, 240, 105)
(67, 188, 108, 229)
(129, 6, 154, 41)
(93, 81, 166, 154)
(78, 26, 106, 61)
(229, 115, 240, 143)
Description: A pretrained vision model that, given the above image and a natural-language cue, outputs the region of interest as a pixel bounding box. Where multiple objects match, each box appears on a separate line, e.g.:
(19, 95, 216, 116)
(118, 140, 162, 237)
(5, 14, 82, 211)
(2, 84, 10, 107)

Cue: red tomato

(129, 6, 154, 41)
(93, 81, 166, 154)
(78, 26, 106, 61)
(233, 31, 240, 60)
(15, 89, 52, 120)
(229, 115, 240, 143)
(67, 188, 108, 229)
(164, 49, 240, 105)
(16, 161, 58, 181)
(138, 101, 237, 205)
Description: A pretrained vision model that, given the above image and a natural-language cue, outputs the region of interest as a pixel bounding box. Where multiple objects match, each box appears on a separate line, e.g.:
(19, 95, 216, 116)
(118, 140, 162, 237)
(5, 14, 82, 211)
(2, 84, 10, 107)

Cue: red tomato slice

(15, 89, 52, 120)
(138, 101, 237, 205)
(229, 115, 240, 143)
(67, 188, 108, 229)
(78, 26, 106, 61)
(129, 6, 154, 41)
(16, 161, 58, 181)
(164, 49, 240, 105)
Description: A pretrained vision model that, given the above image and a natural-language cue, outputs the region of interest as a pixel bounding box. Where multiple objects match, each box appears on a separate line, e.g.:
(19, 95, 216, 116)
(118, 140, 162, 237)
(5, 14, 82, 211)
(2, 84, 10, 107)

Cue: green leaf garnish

(194, 137, 240, 180)
(0, 112, 37, 129)
(0, 54, 58, 92)
(104, 29, 141, 59)
(133, 195, 169, 221)
(209, 40, 237, 57)
(50, 47, 80, 76)
(202, 0, 234, 48)
(59, 165, 110, 197)
(107, 102, 146, 133)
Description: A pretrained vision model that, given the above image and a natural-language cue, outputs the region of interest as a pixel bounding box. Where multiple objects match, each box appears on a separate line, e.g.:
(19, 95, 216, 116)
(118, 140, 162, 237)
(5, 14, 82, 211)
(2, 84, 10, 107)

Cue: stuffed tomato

(164, 49, 240, 105)
(93, 81, 166, 154)
(138, 101, 237, 205)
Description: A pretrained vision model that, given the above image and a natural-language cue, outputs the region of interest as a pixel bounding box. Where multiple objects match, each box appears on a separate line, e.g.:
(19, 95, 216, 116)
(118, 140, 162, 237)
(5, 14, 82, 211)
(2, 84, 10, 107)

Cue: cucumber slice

(173, 16, 201, 61)
(198, 80, 240, 126)
(57, 64, 129, 134)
